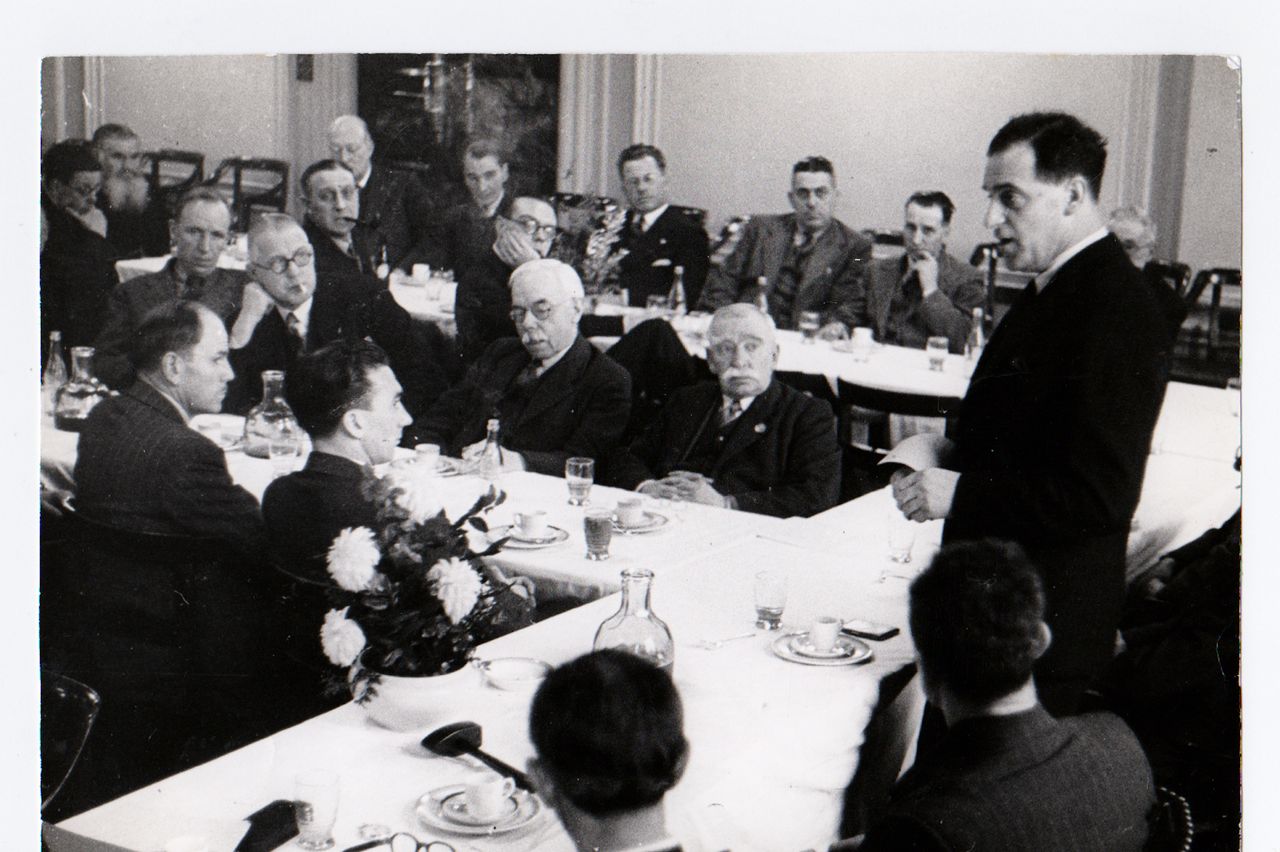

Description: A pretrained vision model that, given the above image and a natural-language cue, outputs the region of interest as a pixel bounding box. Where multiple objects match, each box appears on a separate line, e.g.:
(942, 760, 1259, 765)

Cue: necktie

(721, 399, 744, 428)
(183, 274, 206, 301)
(286, 312, 305, 352)
(516, 360, 542, 387)
(630, 213, 646, 238)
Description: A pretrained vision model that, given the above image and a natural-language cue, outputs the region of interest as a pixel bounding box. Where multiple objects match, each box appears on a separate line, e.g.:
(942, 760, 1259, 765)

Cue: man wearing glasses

(94, 186, 249, 389)
(223, 213, 450, 416)
(452, 195, 560, 364)
(299, 159, 378, 278)
(407, 259, 631, 476)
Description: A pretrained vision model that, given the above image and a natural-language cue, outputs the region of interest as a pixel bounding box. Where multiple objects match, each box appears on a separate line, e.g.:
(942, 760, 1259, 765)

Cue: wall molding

(82, 56, 106, 136)
(272, 55, 292, 159)
(1115, 55, 1162, 213)
(558, 54, 611, 195)
(632, 54, 661, 146)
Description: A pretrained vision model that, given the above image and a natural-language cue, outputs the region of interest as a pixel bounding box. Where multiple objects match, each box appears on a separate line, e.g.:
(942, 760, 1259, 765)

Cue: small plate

(612, 511, 669, 534)
(416, 786, 542, 836)
(476, 657, 552, 691)
(490, 525, 570, 549)
(771, 632, 872, 667)
(434, 457, 466, 477)
(788, 633, 863, 660)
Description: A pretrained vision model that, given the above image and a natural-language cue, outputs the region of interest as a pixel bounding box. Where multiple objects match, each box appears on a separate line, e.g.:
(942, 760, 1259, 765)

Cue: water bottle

(753, 276, 770, 315)
(965, 307, 986, 362)
(593, 568, 675, 676)
(667, 266, 687, 316)
(43, 331, 68, 416)
(478, 418, 504, 482)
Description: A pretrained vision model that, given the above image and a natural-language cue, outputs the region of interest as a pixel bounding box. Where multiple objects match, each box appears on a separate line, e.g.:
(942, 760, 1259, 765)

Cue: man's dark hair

(906, 190, 956, 225)
(173, 185, 232, 223)
(129, 300, 207, 373)
(530, 649, 687, 817)
(41, 140, 102, 184)
(91, 123, 139, 148)
(284, 339, 391, 438)
(617, 143, 666, 174)
(909, 539, 1047, 705)
(463, 138, 510, 166)
(793, 155, 836, 180)
(300, 158, 353, 196)
(987, 111, 1108, 200)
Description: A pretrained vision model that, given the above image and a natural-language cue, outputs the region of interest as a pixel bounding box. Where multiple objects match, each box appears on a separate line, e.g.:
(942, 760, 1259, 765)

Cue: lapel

(871, 256, 908, 333)
(306, 277, 350, 350)
(759, 215, 797, 281)
(793, 221, 849, 298)
(714, 380, 781, 470)
(516, 336, 592, 425)
(673, 385, 721, 466)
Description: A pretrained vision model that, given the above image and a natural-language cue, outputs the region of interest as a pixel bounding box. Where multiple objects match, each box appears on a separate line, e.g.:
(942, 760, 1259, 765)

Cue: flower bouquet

(318, 463, 532, 706)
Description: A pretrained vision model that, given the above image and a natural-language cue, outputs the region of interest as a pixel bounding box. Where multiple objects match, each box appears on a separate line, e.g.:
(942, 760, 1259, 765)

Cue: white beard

(101, 174, 151, 213)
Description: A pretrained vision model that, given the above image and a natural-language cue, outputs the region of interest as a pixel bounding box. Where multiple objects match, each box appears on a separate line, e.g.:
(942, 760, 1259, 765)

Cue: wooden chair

(40, 672, 101, 812)
(1144, 785, 1194, 852)
(208, 157, 290, 231)
(140, 148, 205, 219)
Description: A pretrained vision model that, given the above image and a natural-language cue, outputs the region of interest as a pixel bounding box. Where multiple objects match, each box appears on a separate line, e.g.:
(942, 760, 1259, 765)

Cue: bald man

(327, 114, 432, 268)
(607, 304, 840, 517)
(407, 259, 632, 476)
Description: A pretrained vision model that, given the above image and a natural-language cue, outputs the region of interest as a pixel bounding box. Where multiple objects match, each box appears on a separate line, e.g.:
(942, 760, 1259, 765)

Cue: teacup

(616, 497, 646, 528)
(411, 263, 431, 282)
(514, 510, 549, 540)
(809, 616, 842, 652)
(415, 443, 441, 469)
(464, 772, 516, 822)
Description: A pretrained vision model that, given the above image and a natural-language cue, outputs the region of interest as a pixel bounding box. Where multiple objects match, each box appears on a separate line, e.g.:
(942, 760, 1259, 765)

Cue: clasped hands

(638, 470, 729, 508)
(890, 467, 959, 522)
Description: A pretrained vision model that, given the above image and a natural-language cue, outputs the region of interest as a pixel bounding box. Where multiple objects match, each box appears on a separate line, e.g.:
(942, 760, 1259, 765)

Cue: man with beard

(91, 123, 170, 258)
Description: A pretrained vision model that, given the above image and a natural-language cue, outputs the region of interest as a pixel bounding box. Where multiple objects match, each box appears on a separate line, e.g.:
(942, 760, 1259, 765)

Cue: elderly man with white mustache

(607, 303, 840, 517)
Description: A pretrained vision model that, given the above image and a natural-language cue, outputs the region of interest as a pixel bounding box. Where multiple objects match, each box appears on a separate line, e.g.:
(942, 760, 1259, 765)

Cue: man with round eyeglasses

(222, 213, 451, 416)
(407, 259, 631, 475)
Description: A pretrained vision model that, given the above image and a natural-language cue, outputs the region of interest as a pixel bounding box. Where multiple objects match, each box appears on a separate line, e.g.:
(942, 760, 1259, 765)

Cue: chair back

(140, 149, 206, 220)
(710, 215, 751, 267)
(1145, 261, 1192, 298)
(836, 378, 962, 453)
(40, 672, 101, 811)
(838, 663, 922, 838)
(208, 157, 290, 231)
(1144, 785, 1194, 852)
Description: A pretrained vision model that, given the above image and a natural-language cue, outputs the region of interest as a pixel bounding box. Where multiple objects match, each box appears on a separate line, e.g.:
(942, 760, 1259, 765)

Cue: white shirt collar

(723, 394, 754, 414)
(482, 192, 505, 219)
(138, 374, 190, 423)
(356, 165, 371, 190)
(640, 204, 669, 232)
(1033, 227, 1109, 293)
(277, 296, 314, 338)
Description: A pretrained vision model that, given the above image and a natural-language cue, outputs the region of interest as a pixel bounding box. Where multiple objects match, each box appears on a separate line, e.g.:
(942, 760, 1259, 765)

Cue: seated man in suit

(699, 156, 871, 338)
(328, 114, 432, 270)
(407, 259, 632, 476)
(95, 186, 248, 388)
(610, 143, 710, 308)
(608, 304, 840, 517)
(859, 539, 1155, 852)
(91, 123, 170, 259)
(40, 139, 118, 355)
(864, 191, 985, 353)
(452, 195, 559, 365)
(529, 650, 689, 852)
(75, 300, 266, 555)
(225, 212, 450, 416)
(300, 159, 379, 277)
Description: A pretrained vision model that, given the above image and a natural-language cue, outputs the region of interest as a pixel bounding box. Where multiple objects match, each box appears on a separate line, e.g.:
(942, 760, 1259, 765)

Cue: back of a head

(42, 140, 101, 184)
(909, 540, 1046, 706)
(284, 339, 390, 438)
(986, 111, 1108, 200)
(530, 649, 688, 817)
(129, 300, 208, 375)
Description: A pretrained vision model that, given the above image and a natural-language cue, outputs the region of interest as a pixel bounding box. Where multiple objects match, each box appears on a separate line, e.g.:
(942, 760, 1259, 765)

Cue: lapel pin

(754, 423, 767, 434)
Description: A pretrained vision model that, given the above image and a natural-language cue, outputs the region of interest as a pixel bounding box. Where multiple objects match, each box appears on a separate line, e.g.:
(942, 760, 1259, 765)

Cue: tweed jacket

(864, 251, 985, 352)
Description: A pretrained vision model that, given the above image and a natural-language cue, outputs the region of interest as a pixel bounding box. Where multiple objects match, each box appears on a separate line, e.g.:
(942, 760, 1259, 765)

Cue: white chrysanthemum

(427, 557, 483, 624)
(384, 467, 443, 524)
(320, 607, 366, 667)
(327, 527, 382, 592)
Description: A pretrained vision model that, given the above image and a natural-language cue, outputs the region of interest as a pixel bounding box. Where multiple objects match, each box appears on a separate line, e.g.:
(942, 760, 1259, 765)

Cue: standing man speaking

(892, 112, 1170, 715)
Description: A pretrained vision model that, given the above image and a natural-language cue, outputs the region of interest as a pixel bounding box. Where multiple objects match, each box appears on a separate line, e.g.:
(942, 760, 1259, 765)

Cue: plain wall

(1178, 55, 1243, 272)
(652, 53, 1144, 257)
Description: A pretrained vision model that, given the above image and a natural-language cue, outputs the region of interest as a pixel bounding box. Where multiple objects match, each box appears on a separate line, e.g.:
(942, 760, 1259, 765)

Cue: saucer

(416, 786, 542, 836)
(612, 511, 669, 534)
(491, 525, 570, 549)
(476, 657, 552, 691)
(771, 632, 872, 667)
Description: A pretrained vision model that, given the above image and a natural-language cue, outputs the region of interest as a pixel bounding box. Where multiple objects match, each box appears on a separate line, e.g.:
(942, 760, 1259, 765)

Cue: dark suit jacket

(945, 234, 1170, 713)
(700, 213, 872, 330)
(614, 206, 711, 308)
(359, 163, 433, 269)
(304, 218, 378, 278)
(453, 246, 520, 366)
(95, 260, 248, 389)
(40, 195, 120, 353)
(73, 381, 267, 556)
(607, 379, 840, 518)
(864, 251, 985, 353)
(860, 707, 1154, 852)
(408, 335, 632, 476)
(399, 195, 513, 273)
(225, 272, 452, 417)
(101, 193, 170, 260)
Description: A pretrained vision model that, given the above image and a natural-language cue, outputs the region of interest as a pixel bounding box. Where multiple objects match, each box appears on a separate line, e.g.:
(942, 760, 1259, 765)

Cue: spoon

(689, 631, 757, 650)
(421, 721, 534, 791)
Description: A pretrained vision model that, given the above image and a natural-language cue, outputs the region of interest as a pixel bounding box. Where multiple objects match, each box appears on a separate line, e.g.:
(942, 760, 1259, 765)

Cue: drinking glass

(294, 770, 339, 850)
(851, 327, 874, 362)
(269, 431, 302, 477)
(886, 506, 915, 564)
(646, 294, 670, 317)
(926, 336, 949, 372)
(753, 569, 787, 630)
(565, 457, 595, 506)
(584, 507, 614, 560)
(798, 311, 822, 343)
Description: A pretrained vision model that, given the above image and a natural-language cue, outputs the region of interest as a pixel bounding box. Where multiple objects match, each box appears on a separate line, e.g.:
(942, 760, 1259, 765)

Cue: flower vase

(356, 666, 475, 732)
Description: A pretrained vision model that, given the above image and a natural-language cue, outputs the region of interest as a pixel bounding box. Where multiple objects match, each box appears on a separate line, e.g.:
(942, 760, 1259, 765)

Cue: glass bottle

(753, 276, 770, 315)
(243, 370, 303, 459)
(375, 245, 390, 281)
(965, 307, 986, 362)
(667, 265, 687, 316)
(43, 331, 69, 416)
(593, 568, 675, 676)
(477, 418, 504, 482)
(53, 346, 110, 432)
